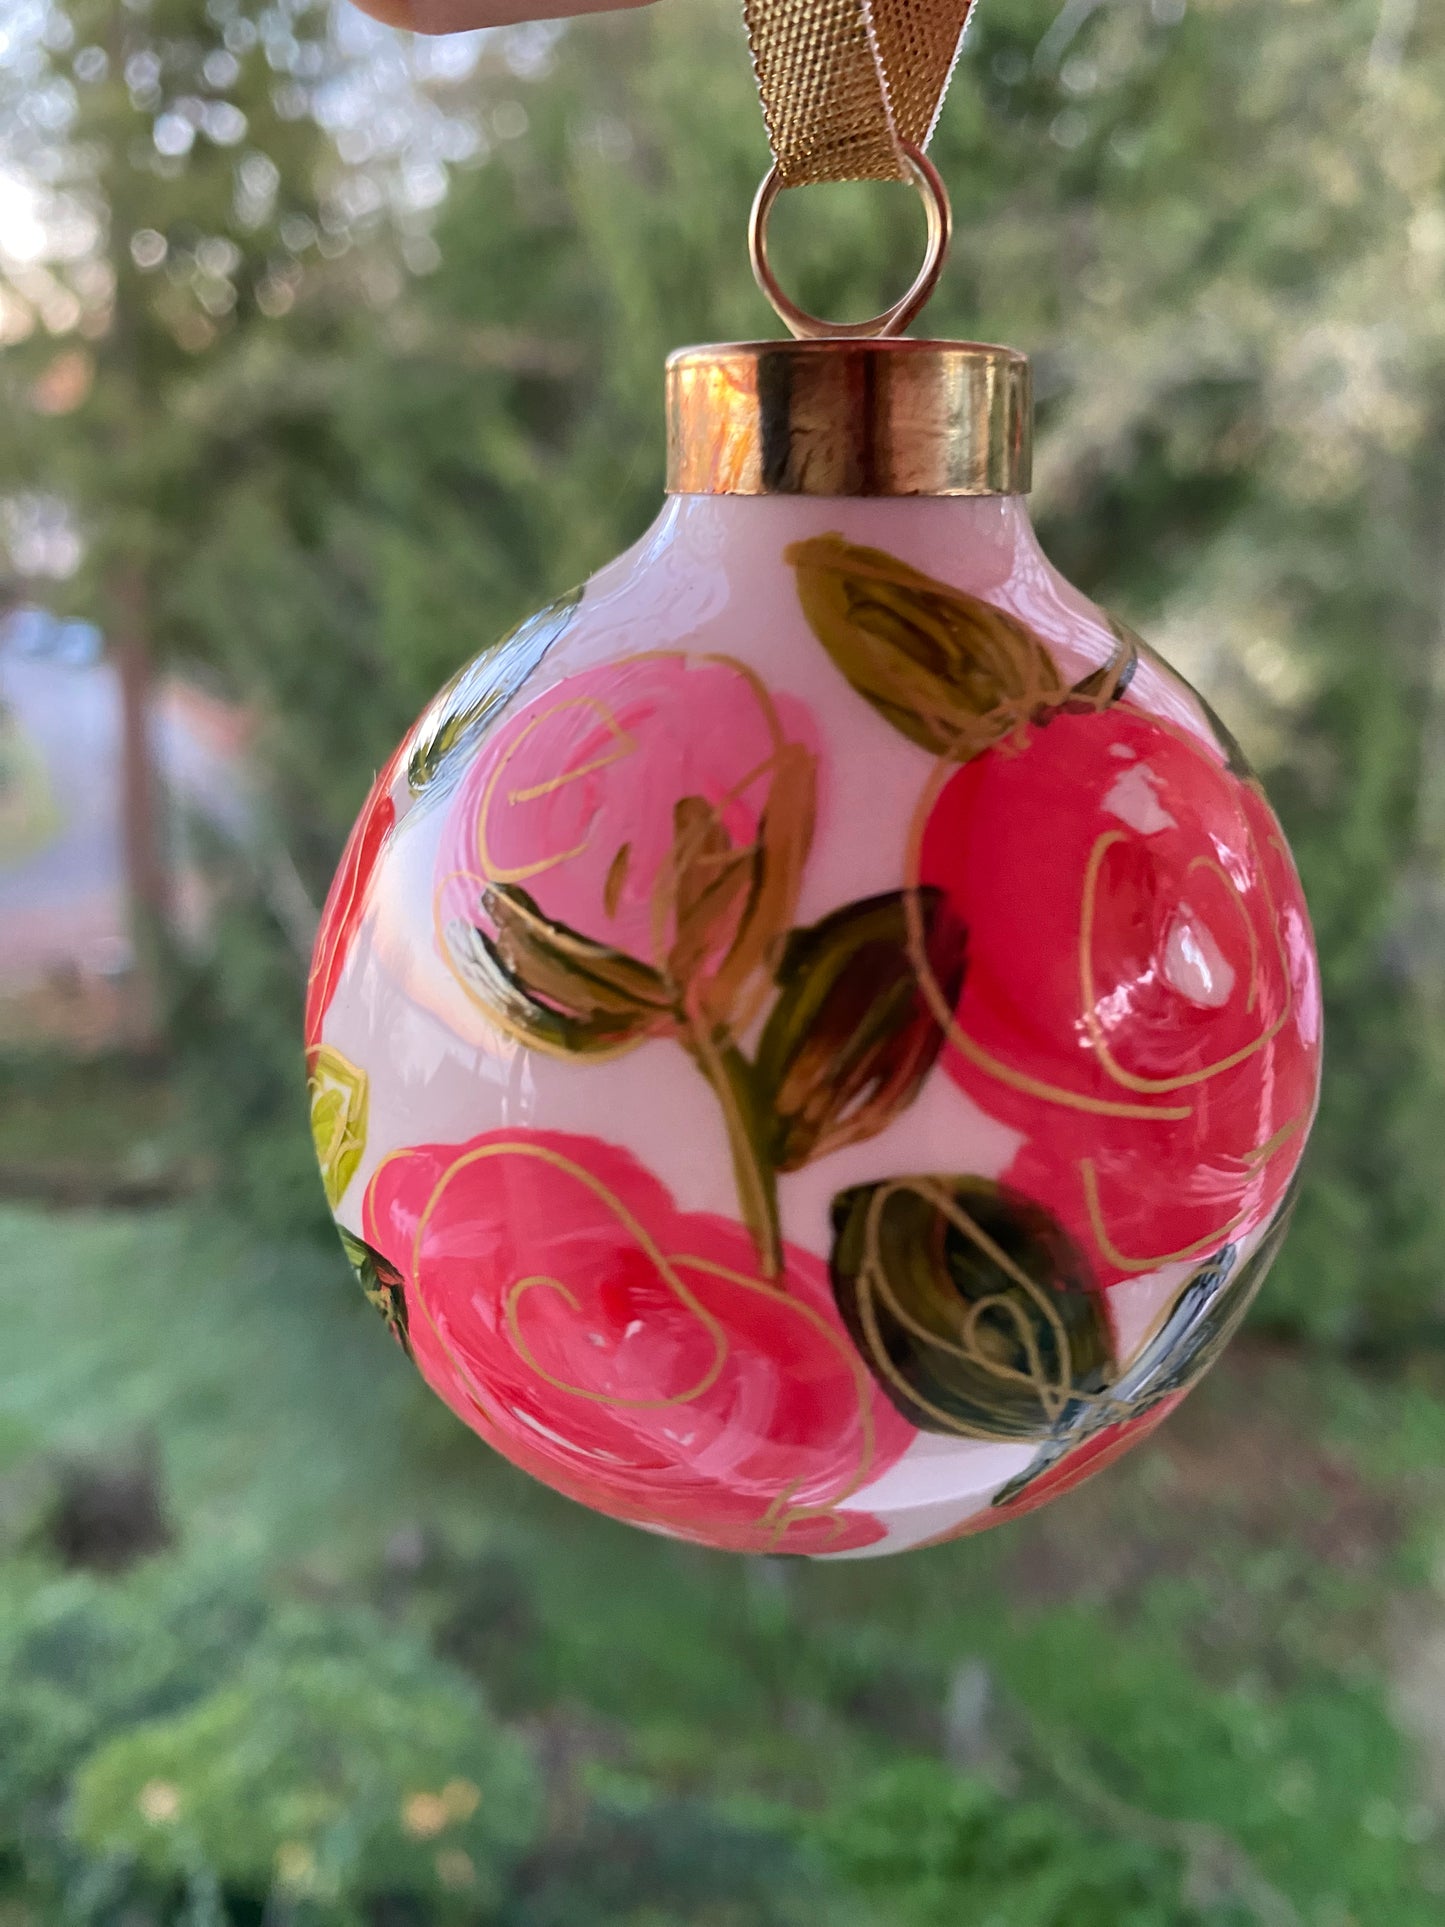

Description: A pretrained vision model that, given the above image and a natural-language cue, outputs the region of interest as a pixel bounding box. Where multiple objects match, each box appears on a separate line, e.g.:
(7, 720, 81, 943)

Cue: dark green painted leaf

(338, 1228, 411, 1357)
(665, 794, 759, 991)
(445, 884, 672, 1058)
(407, 585, 583, 795)
(786, 534, 1066, 759)
(828, 1175, 1114, 1440)
(756, 889, 967, 1172)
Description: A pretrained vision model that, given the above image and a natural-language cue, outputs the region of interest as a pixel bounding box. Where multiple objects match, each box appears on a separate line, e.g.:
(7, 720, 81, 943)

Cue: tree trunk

(110, 564, 168, 1051)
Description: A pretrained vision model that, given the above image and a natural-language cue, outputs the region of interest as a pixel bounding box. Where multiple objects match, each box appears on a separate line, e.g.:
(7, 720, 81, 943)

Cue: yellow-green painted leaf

(308, 1046, 368, 1211)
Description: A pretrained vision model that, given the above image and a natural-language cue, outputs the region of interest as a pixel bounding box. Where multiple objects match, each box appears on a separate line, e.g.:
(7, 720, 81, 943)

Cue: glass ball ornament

(306, 340, 1322, 1557)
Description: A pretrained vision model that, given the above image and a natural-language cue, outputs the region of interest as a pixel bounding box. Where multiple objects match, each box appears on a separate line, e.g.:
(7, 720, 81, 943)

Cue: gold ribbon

(742, 0, 977, 185)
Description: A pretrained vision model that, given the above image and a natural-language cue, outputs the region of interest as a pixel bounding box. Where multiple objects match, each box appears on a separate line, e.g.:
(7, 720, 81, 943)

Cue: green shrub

(72, 1643, 540, 1923)
(0, 1556, 541, 1926)
(810, 1760, 1217, 1927)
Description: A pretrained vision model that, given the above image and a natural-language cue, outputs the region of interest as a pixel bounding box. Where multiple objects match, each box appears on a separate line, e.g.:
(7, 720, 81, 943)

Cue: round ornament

(306, 338, 1321, 1557)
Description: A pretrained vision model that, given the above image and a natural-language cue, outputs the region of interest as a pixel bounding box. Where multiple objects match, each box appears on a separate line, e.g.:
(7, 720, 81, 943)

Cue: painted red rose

(363, 1129, 914, 1554)
(305, 744, 406, 1053)
(918, 705, 1321, 1288)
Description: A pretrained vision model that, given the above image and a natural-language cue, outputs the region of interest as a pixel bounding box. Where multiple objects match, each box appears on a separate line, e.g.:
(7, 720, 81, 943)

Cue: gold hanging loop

(748, 140, 952, 339)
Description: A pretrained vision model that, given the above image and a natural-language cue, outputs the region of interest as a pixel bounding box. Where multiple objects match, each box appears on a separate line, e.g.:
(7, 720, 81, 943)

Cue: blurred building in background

(0, 606, 251, 1050)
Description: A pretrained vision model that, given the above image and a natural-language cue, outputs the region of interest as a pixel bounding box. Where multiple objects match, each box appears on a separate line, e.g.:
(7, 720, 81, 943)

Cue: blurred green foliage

(0, 1561, 536, 1924)
(69, 1605, 541, 1920)
(812, 1762, 1219, 1926)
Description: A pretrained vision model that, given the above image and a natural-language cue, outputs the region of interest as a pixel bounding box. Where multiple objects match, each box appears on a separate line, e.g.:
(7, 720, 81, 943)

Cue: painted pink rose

(363, 1129, 913, 1554)
(434, 652, 817, 1045)
(918, 704, 1321, 1288)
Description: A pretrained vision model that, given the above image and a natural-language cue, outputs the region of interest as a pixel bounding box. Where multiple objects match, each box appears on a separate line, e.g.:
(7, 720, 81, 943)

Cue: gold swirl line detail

(1079, 1157, 1246, 1273)
(1078, 830, 1292, 1094)
(675, 1251, 881, 1538)
(365, 1152, 738, 1547)
(408, 1140, 730, 1411)
(1243, 1115, 1305, 1168)
(849, 1179, 1089, 1441)
(476, 694, 637, 885)
(901, 752, 1193, 1123)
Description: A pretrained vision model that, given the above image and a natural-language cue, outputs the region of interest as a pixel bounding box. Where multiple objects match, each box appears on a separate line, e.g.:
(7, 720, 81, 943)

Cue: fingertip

(350, 0, 660, 34)
(348, 0, 414, 25)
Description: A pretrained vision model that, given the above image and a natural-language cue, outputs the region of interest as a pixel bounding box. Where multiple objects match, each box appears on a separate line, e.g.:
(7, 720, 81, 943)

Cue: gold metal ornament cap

(665, 338, 1032, 499)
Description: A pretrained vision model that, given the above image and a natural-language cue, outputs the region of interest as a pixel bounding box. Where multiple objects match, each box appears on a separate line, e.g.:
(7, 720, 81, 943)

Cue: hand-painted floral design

(436, 651, 817, 1032)
(362, 1129, 914, 1554)
(300, 523, 1320, 1561)
(916, 702, 1320, 1286)
(435, 650, 824, 1272)
(305, 744, 410, 1208)
(784, 533, 1319, 1288)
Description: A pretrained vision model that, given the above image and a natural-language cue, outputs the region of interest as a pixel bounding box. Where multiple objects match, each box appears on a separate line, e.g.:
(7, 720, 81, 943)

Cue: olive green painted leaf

(307, 1046, 368, 1211)
(704, 740, 819, 1019)
(828, 1174, 1115, 1440)
(445, 885, 672, 1058)
(407, 585, 583, 795)
(756, 888, 967, 1172)
(786, 534, 1066, 759)
(664, 794, 759, 992)
(337, 1228, 411, 1357)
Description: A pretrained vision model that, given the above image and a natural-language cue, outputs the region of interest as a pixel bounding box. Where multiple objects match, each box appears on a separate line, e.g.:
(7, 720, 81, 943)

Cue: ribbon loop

(743, 0, 976, 186)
